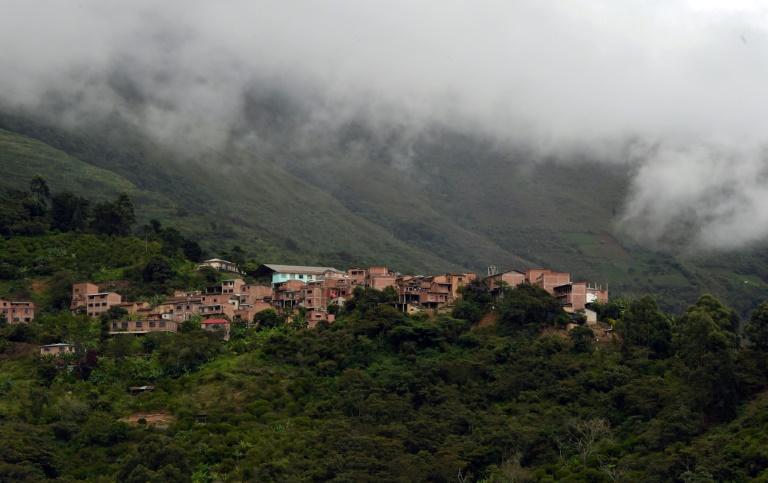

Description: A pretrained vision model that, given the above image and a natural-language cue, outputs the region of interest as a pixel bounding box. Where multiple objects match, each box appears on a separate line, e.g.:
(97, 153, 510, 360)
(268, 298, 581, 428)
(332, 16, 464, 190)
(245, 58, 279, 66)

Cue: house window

(149, 321, 156, 328)
(112, 322, 118, 328)
(121, 322, 128, 329)
(136, 321, 143, 328)
(159, 321, 166, 327)
(44, 347, 50, 352)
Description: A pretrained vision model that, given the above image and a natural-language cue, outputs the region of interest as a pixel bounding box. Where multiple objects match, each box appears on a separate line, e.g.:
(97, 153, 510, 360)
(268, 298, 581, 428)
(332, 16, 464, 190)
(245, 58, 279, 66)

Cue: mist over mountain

(2, 1, 768, 315)
(3, 1, 768, 248)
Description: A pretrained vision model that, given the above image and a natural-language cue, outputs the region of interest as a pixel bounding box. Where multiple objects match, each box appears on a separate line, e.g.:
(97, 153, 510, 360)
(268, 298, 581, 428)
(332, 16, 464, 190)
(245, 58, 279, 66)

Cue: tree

(116, 436, 190, 482)
(142, 256, 174, 284)
(91, 192, 136, 236)
(344, 286, 396, 318)
(29, 174, 50, 205)
(182, 239, 205, 262)
(689, 294, 740, 343)
(675, 295, 739, 418)
(497, 283, 564, 331)
(50, 192, 90, 232)
(160, 227, 185, 259)
(456, 279, 493, 314)
(451, 299, 484, 324)
(676, 295, 739, 367)
(744, 301, 768, 351)
(567, 418, 611, 464)
(229, 245, 246, 265)
(156, 331, 221, 375)
(569, 325, 596, 353)
(616, 295, 673, 357)
(0, 423, 59, 478)
(104, 305, 128, 321)
(115, 191, 137, 233)
(254, 309, 281, 329)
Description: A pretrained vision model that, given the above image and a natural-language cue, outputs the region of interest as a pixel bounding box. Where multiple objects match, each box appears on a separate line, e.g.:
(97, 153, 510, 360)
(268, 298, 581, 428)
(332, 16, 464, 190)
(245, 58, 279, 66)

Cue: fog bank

(1, 0, 767, 248)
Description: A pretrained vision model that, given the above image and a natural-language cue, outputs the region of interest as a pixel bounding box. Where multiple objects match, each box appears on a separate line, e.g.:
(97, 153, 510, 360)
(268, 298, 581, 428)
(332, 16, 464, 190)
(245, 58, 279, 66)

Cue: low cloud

(1, 0, 768, 248)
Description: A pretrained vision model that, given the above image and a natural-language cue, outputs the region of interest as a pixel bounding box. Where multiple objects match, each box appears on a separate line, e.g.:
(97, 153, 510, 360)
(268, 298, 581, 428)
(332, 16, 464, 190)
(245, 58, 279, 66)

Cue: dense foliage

(2, 178, 768, 481)
(2, 284, 768, 480)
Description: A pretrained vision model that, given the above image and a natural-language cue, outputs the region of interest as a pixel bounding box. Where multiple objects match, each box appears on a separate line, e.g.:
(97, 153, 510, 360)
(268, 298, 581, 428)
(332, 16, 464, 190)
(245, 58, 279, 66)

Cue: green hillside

(0, 118, 464, 274)
(1, 277, 768, 481)
(0, 186, 767, 480)
(1, 110, 767, 316)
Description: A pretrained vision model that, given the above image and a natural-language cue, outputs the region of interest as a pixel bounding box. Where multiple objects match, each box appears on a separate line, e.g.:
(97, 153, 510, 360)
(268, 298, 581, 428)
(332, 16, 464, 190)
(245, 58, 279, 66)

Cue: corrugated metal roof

(260, 264, 342, 274)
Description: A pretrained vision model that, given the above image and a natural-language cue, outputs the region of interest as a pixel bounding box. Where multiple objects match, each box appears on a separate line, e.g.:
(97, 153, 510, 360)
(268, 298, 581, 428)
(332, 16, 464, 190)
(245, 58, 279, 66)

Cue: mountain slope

(0, 119, 469, 273)
(1, 109, 767, 316)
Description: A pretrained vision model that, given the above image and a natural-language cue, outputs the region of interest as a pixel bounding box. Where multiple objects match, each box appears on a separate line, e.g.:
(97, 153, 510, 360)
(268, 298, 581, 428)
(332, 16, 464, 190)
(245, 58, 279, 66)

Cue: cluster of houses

(66, 261, 606, 338)
(17, 259, 609, 353)
(486, 267, 608, 310)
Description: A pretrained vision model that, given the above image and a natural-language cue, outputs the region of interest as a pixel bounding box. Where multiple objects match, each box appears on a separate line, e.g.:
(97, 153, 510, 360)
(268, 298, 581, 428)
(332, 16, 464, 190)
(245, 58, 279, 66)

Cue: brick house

(271, 279, 305, 311)
(556, 282, 609, 310)
(110, 319, 178, 334)
(198, 258, 241, 274)
(239, 285, 272, 305)
(302, 281, 325, 310)
(71, 282, 123, 318)
(85, 292, 123, 318)
(199, 303, 236, 319)
(554, 282, 588, 310)
(201, 292, 229, 307)
(161, 293, 201, 322)
(39, 343, 77, 356)
(586, 284, 609, 305)
(113, 301, 151, 315)
(201, 318, 231, 341)
(486, 269, 526, 291)
(348, 268, 366, 286)
(366, 266, 398, 290)
(71, 282, 100, 312)
(0, 300, 35, 323)
(306, 310, 335, 328)
(253, 264, 343, 288)
(524, 269, 571, 293)
(234, 302, 272, 323)
(222, 279, 246, 296)
(394, 273, 474, 312)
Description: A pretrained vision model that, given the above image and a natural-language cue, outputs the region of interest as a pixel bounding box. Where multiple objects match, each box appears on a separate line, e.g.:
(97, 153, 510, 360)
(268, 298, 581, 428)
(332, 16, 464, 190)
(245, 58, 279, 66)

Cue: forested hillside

(1, 186, 768, 481)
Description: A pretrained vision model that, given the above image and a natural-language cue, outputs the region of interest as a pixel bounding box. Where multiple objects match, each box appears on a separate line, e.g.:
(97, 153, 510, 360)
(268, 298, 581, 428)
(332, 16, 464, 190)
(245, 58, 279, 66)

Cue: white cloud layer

(1, 0, 767, 248)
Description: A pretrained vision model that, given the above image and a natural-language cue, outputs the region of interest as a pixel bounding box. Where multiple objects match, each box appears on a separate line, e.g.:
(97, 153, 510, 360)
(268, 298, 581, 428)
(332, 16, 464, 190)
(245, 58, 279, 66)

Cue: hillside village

(8, 258, 608, 345)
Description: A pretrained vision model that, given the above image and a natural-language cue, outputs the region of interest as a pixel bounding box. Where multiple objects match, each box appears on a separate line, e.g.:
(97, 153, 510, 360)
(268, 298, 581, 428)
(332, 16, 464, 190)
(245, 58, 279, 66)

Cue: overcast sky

(1, 1, 767, 249)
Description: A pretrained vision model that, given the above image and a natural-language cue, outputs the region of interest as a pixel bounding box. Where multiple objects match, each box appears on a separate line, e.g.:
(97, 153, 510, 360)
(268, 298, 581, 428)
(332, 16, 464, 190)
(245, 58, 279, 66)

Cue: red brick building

(201, 318, 231, 340)
(0, 300, 35, 323)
